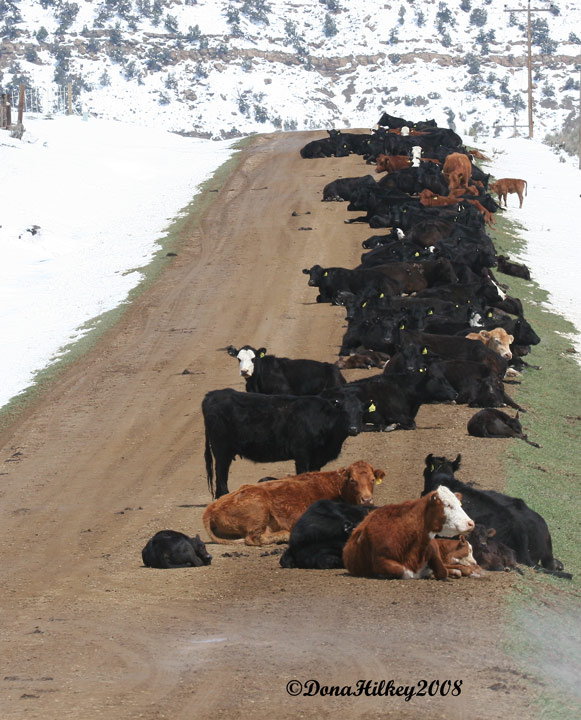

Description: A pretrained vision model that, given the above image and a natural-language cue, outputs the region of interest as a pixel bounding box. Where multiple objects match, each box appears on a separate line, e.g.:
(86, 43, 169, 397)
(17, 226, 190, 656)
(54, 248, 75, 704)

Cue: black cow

(397, 330, 509, 379)
(422, 454, 566, 574)
(323, 366, 457, 431)
(469, 525, 518, 572)
(302, 264, 400, 302)
(497, 255, 531, 280)
(202, 388, 364, 498)
(226, 345, 345, 395)
(142, 530, 212, 569)
(322, 175, 377, 202)
(300, 132, 350, 159)
(467, 409, 540, 447)
(280, 499, 376, 569)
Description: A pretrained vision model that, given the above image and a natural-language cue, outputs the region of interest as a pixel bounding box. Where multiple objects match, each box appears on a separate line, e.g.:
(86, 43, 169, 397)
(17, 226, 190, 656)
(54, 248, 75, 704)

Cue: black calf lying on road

(467, 409, 540, 447)
(142, 530, 212, 569)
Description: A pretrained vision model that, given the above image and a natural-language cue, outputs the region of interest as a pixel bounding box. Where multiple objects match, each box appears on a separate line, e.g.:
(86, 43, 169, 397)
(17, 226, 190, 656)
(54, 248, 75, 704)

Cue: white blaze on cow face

(237, 348, 256, 377)
(470, 312, 483, 327)
(400, 126, 410, 136)
(436, 486, 475, 537)
(490, 278, 507, 301)
(396, 228, 405, 240)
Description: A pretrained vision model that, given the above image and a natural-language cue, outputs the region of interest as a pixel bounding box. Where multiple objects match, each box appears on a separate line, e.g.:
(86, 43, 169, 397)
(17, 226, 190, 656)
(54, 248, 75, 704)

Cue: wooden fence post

(18, 84, 25, 125)
(67, 82, 72, 115)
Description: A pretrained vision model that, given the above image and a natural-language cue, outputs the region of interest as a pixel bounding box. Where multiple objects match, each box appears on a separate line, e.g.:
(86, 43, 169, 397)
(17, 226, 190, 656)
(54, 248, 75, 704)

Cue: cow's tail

(204, 426, 215, 498)
(524, 181, 528, 196)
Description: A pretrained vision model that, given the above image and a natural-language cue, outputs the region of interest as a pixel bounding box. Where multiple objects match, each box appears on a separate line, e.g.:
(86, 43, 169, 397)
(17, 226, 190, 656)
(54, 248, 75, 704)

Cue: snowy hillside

(1, 0, 580, 139)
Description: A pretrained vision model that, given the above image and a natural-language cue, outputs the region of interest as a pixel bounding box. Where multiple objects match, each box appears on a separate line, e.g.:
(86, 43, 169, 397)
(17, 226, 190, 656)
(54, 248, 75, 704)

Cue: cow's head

(428, 486, 474, 537)
(478, 328, 514, 359)
(189, 534, 213, 566)
(226, 344, 266, 378)
(323, 389, 364, 437)
(339, 460, 384, 505)
(302, 264, 325, 287)
(423, 454, 461, 494)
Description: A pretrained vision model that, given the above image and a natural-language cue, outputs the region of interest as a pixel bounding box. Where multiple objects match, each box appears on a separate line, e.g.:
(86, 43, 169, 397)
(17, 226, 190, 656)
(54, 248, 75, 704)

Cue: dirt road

(1, 132, 536, 719)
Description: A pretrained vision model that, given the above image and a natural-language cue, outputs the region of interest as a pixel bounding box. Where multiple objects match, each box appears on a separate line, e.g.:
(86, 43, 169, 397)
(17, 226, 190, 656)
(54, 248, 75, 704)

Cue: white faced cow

(226, 345, 345, 395)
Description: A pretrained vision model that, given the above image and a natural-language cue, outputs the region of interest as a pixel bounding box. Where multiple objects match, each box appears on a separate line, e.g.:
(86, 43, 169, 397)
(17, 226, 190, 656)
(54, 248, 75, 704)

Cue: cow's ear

(454, 492, 463, 504)
(302, 268, 310, 274)
(487, 528, 496, 538)
(226, 345, 238, 357)
(257, 347, 267, 358)
(479, 330, 490, 339)
(453, 453, 462, 470)
(508, 335, 514, 344)
(425, 453, 434, 466)
(374, 468, 386, 483)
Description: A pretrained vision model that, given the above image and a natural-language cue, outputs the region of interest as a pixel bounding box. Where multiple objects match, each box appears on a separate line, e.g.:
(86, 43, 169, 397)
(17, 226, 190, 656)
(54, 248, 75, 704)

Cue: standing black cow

(202, 388, 364, 498)
(226, 345, 345, 395)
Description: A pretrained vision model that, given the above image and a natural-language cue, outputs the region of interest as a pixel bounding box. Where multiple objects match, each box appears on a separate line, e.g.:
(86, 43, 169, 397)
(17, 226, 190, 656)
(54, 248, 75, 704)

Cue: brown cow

(375, 154, 412, 173)
(342, 486, 475, 579)
(203, 460, 384, 546)
(442, 152, 472, 191)
(466, 327, 514, 360)
(419, 189, 495, 226)
(489, 178, 527, 208)
(436, 536, 482, 577)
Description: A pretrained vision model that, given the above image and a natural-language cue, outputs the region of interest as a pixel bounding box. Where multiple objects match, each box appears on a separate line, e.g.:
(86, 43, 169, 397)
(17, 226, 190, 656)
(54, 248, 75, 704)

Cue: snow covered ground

(0, 117, 579, 412)
(485, 137, 581, 349)
(0, 115, 234, 409)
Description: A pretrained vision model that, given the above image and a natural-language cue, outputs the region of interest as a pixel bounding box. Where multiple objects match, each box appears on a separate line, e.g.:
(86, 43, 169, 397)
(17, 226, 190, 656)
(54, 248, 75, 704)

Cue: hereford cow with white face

(343, 487, 475, 580)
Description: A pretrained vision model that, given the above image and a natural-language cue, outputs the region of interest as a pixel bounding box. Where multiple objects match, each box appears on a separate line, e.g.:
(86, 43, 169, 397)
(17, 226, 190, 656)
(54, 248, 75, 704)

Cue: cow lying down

(343, 487, 475, 579)
(142, 530, 212, 569)
(467, 409, 540, 447)
(203, 461, 384, 546)
(280, 498, 481, 577)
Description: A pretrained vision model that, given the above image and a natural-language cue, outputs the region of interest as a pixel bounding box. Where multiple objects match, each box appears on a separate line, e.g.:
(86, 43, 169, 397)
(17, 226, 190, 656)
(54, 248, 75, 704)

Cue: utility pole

(578, 66, 581, 170)
(504, 1, 556, 138)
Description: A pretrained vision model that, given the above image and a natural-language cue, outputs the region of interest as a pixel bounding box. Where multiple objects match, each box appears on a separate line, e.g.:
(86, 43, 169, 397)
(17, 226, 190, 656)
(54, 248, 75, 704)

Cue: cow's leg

(427, 540, 449, 580)
(517, 191, 523, 208)
(214, 453, 233, 499)
(252, 528, 291, 546)
(372, 556, 407, 579)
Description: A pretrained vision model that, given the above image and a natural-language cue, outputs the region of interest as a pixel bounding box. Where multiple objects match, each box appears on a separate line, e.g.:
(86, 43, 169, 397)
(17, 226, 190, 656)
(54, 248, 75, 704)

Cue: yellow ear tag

(434, 196, 438, 200)
(455, 304, 459, 308)
(399, 323, 405, 330)
(428, 309, 434, 315)
(419, 367, 425, 373)
(259, 352, 266, 358)
(379, 292, 384, 298)
(361, 301, 367, 308)
(422, 347, 428, 355)
(487, 311, 493, 317)
(323, 271, 328, 277)
(414, 252, 420, 257)
(375, 477, 382, 485)
(368, 402, 376, 412)
(467, 299, 471, 304)
(430, 463, 435, 472)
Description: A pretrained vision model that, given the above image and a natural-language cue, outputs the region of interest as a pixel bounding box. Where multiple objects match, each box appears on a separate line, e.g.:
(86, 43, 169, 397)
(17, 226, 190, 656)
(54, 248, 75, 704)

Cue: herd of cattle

(142, 112, 570, 581)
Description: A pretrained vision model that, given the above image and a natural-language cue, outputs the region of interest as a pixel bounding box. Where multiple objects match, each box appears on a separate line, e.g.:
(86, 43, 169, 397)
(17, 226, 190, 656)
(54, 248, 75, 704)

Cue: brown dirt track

(0, 131, 537, 719)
